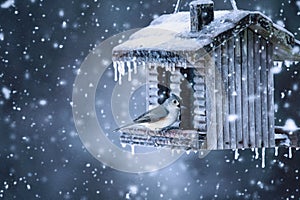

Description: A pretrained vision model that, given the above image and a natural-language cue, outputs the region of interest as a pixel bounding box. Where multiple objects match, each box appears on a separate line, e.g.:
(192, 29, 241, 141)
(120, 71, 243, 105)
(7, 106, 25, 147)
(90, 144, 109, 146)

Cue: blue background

(1, 0, 300, 199)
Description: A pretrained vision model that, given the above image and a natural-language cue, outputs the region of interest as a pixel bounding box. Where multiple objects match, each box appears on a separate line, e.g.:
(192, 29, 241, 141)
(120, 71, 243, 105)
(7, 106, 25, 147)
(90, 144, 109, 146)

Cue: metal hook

(174, 0, 181, 13)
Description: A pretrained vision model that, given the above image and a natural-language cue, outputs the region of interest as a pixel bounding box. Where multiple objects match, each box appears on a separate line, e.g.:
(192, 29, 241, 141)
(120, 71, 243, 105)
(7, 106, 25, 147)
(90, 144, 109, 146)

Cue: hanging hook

(230, 0, 238, 10)
(174, 0, 181, 13)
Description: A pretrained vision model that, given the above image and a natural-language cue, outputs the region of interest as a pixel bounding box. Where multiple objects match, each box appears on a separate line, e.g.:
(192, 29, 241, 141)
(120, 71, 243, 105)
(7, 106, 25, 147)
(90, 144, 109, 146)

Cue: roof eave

(248, 13, 300, 61)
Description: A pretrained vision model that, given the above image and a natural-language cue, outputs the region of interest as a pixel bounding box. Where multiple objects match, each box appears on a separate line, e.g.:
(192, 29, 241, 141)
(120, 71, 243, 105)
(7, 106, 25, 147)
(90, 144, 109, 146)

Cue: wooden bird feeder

(112, 0, 300, 151)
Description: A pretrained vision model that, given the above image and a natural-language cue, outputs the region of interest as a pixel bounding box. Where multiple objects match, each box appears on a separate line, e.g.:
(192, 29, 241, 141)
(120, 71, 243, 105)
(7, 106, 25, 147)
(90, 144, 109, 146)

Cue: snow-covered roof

(113, 10, 300, 62)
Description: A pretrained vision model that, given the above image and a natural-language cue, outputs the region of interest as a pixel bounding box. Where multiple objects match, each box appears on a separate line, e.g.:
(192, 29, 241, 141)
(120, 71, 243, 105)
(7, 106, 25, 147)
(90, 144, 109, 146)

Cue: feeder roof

(113, 10, 300, 62)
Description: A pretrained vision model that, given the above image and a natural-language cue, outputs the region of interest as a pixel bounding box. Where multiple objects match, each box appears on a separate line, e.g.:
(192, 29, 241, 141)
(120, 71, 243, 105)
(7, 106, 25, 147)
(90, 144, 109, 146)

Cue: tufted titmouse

(115, 94, 181, 131)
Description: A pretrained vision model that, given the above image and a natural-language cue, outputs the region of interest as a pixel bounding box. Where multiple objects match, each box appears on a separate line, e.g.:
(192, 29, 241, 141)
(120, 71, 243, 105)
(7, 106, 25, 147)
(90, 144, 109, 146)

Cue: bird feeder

(112, 0, 300, 151)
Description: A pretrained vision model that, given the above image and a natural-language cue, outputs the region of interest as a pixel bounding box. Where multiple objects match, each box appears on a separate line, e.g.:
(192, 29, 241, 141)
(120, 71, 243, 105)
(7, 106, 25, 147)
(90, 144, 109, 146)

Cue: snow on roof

(113, 10, 300, 61)
(190, 0, 213, 5)
(113, 10, 239, 52)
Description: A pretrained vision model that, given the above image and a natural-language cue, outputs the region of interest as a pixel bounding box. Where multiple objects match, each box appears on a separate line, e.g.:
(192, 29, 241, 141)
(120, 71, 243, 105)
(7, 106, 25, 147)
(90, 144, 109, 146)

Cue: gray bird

(115, 94, 181, 131)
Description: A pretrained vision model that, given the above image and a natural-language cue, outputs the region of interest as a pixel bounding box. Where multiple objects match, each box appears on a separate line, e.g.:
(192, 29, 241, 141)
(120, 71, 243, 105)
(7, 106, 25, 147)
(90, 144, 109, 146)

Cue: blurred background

(1, 0, 300, 199)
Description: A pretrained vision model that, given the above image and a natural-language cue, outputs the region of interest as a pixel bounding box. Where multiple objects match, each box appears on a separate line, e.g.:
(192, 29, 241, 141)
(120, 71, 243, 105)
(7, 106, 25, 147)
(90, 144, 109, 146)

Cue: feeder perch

(112, 1, 300, 151)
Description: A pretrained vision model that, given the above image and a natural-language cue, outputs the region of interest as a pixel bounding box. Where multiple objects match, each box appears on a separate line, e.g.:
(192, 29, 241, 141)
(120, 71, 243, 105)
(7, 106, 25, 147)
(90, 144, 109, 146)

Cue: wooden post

(170, 66, 182, 97)
(193, 62, 207, 148)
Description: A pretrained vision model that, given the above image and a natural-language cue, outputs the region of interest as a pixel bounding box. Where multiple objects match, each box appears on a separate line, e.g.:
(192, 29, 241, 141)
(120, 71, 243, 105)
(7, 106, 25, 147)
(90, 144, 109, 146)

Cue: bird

(114, 94, 181, 132)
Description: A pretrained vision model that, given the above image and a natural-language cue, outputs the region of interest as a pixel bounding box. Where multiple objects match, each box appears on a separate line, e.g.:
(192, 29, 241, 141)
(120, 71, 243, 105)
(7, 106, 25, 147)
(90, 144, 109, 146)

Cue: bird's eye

(172, 100, 178, 105)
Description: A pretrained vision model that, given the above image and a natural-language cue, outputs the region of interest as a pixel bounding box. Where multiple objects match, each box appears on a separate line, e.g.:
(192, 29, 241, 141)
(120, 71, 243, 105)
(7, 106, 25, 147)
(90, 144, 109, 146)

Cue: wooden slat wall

(211, 29, 275, 149)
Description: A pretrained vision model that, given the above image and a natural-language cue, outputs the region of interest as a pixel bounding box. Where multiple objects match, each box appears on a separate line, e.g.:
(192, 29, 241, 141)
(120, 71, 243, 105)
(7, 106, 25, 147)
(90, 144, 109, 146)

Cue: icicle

(121, 143, 126, 148)
(274, 146, 279, 156)
(171, 149, 175, 156)
(168, 63, 172, 72)
(164, 63, 169, 71)
(271, 61, 283, 74)
(118, 61, 125, 85)
(186, 150, 190, 155)
(234, 149, 239, 160)
(118, 67, 122, 85)
(153, 62, 158, 71)
(199, 151, 204, 156)
(255, 148, 259, 159)
(113, 61, 118, 82)
(133, 61, 137, 74)
(131, 145, 135, 155)
(183, 60, 187, 69)
(126, 61, 132, 81)
(289, 147, 293, 159)
(171, 63, 176, 72)
(261, 147, 265, 168)
(284, 60, 293, 68)
(142, 61, 146, 69)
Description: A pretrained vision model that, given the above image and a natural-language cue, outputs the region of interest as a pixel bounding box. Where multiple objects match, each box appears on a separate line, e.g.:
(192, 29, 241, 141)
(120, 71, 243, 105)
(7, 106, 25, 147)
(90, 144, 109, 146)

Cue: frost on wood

(119, 127, 203, 150)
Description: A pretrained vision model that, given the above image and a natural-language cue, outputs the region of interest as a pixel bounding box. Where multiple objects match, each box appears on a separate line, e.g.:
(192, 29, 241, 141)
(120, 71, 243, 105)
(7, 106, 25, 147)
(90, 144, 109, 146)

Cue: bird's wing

(113, 122, 135, 132)
(133, 105, 169, 123)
